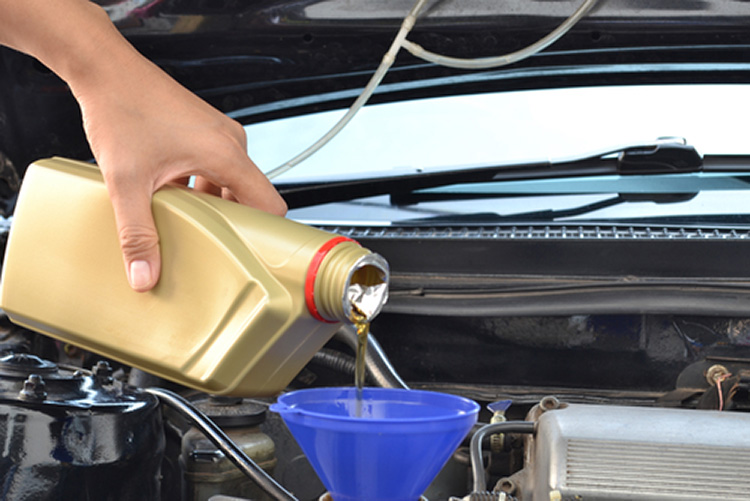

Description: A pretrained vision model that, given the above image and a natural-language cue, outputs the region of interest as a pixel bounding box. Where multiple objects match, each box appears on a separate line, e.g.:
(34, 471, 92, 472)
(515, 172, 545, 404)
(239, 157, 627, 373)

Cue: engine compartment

(303, 311, 750, 500)
(2, 214, 750, 501)
(1, 303, 749, 500)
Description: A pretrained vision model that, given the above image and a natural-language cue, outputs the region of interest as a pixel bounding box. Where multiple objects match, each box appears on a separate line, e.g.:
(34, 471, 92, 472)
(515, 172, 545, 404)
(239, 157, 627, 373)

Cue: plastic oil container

(0, 158, 389, 396)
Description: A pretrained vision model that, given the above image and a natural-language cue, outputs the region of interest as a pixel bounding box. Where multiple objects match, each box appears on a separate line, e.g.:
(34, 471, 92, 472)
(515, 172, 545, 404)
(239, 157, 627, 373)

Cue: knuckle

(226, 118, 247, 142)
(118, 225, 159, 257)
(271, 196, 288, 216)
(101, 161, 139, 185)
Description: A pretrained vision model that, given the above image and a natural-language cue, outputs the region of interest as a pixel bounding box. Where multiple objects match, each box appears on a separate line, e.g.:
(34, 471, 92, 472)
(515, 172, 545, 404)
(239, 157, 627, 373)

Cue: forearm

(0, 0, 144, 96)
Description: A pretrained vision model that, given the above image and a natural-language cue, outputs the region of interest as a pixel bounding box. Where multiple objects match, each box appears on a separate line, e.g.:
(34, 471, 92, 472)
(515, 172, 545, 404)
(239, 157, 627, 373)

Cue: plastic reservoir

(271, 387, 479, 501)
(0, 158, 389, 396)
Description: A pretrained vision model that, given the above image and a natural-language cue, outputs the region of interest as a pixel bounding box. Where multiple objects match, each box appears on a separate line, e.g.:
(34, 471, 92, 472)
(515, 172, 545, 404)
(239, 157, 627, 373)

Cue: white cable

(402, 0, 599, 70)
(266, 0, 598, 179)
(265, 0, 430, 179)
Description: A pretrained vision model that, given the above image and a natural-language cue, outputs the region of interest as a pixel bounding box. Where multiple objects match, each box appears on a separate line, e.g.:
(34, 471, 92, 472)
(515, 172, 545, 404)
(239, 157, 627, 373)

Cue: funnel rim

(273, 387, 479, 501)
(272, 386, 480, 425)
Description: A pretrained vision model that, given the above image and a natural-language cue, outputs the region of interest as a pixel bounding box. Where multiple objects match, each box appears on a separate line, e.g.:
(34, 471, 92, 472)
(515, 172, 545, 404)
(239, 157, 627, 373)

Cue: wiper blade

(398, 196, 628, 225)
(278, 140, 705, 209)
(398, 192, 699, 225)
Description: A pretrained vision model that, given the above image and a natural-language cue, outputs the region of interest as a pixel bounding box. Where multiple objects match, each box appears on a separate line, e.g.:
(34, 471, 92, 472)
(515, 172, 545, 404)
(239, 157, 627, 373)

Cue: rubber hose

(402, 0, 599, 70)
(146, 387, 298, 501)
(266, 0, 429, 179)
(470, 421, 535, 493)
(312, 348, 357, 375)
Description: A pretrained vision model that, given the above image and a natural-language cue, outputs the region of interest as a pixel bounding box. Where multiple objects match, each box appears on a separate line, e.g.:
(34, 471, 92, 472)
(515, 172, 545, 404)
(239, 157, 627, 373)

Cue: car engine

(521, 402, 750, 500)
(1, 304, 749, 500)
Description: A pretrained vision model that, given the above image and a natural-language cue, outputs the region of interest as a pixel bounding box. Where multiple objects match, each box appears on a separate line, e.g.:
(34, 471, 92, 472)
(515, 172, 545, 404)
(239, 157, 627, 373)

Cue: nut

(19, 374, 47, 401)
(705, 364, 731, 386)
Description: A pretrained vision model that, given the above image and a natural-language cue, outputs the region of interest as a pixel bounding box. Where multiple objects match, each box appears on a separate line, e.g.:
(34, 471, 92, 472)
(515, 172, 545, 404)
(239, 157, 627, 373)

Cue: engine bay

(2, 187, 750, 501)
(1, 294, 749, 500)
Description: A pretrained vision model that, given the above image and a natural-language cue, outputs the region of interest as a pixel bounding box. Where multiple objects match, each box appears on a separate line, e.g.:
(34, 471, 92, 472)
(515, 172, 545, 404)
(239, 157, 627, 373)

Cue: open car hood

(108, 0, 750, 122)
(3, 0, 750, 186)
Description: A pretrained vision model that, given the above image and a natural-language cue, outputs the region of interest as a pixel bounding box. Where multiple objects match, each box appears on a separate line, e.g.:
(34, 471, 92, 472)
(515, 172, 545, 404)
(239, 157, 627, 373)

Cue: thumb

(108, 188, 162, 292)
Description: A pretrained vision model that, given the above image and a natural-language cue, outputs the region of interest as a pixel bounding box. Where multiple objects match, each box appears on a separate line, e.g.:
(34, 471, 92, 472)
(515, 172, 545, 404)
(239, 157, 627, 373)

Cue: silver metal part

(343, 252, 390, 321)
(527, 404, 750, 500)
(705, 364, 730, 386)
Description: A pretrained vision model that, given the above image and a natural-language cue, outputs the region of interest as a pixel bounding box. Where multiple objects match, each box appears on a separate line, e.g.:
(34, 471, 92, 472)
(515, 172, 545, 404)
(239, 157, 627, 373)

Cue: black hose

(334, 325, 409, 389)
(146, 387, 298, 501)
(312, 348, 357, 375)
(470, 421, 535, 493)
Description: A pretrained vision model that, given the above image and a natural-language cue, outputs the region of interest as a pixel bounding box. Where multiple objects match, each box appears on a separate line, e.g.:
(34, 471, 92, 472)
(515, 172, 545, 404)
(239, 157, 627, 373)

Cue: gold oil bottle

(0, 158, 389, 396)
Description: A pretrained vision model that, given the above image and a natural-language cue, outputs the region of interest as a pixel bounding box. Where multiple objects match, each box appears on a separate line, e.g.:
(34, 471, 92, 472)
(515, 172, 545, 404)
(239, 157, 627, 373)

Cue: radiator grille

(319, 224, 750, 241)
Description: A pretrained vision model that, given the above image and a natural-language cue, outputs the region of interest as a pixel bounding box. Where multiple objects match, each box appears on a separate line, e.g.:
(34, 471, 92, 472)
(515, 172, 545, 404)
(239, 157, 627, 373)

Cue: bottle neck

(307, 240, 389, 323)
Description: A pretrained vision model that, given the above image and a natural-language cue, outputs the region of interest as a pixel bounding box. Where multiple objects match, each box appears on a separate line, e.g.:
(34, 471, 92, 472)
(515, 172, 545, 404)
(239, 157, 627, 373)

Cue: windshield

(246, 84, 750, 182)
(245, 83, 750, 227)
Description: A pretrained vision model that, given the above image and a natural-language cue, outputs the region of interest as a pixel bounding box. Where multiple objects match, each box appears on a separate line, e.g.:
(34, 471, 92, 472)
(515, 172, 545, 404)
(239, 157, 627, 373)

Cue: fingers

(233, 164, 288, 216)
(192, 134, 288, 216)
(103, 155, 284, 294)
(193, 176, 222, 196)
(85, 89, 285, 294)
(209, 120, 287, 215)
(196, 171, 287, 212)
(212, 150, 288, 217)
(106, 181, 162, 292)
(224, 168, 288, 216)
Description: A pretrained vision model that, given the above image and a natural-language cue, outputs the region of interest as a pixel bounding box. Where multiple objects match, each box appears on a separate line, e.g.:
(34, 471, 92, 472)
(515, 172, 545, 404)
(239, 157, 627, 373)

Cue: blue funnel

(270, 387, 479, 501)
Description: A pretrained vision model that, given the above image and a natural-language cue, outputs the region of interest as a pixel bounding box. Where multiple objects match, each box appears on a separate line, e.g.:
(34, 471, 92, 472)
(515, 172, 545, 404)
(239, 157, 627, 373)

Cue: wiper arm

(617, 140, 703, 174)
(278, 140, 703, 209)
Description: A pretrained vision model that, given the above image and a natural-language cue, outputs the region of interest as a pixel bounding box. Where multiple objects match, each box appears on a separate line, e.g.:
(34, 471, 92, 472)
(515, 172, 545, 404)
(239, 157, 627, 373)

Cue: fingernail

(129, 260, 152, 290)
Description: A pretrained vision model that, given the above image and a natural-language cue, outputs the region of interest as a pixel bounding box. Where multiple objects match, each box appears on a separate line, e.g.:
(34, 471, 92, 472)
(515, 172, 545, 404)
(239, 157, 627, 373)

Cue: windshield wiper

(278, 140, 708, 209)
(398, 192, 699, 225)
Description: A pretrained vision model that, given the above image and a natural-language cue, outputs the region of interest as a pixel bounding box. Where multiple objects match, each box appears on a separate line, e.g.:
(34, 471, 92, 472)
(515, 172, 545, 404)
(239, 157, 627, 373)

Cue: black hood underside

(2, 0, 750, 193)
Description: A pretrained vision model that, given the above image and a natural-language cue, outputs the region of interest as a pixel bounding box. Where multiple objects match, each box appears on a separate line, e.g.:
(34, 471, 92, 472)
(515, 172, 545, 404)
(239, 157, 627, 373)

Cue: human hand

(0, 0, 286, 292)
(72, 56, 287, 292)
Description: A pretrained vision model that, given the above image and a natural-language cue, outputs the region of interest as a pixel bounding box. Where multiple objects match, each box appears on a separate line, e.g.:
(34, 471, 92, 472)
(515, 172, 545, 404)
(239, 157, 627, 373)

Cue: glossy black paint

(0, 355, 164, 501)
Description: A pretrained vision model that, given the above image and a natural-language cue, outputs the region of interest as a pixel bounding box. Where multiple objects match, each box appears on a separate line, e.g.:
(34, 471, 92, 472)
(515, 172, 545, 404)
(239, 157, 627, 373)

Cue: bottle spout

(309, 239, 390, 324)
(343, 253, 390, 323)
